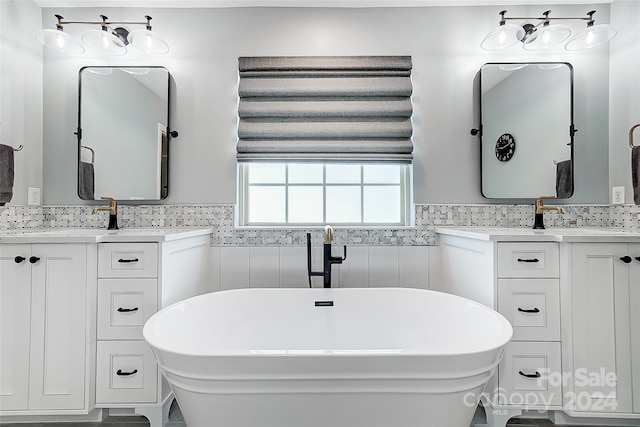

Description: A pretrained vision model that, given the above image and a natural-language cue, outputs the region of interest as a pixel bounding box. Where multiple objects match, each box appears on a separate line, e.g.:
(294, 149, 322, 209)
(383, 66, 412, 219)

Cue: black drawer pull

(519, 370, 541, 379)
(517, 258, 539, 263)
(118, 258, 139, 263)
(14, 256, 26, 263)
(117, 307, 139, 313)
(620, 256, 632, 264)
(29, 256, 40, 264)
(116, 369, 138, 377)
(517, 307, 540, 314)
(636, 257, 640, 262)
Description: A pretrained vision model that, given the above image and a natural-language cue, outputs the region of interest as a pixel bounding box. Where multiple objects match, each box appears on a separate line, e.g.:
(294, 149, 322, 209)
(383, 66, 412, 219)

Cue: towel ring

(13, 145, 23, 151)
(81, 145, 95, 164)
(630, 123, 640, 148)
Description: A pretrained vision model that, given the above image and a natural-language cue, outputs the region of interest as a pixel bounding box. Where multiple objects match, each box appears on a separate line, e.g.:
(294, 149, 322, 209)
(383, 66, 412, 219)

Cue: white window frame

(237, 162, 412, 227)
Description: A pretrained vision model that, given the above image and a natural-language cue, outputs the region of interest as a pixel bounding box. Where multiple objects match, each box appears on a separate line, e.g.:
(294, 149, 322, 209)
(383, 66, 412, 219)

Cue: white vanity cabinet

(437, 228, 640, 427)
(438, 233, 562, 427)
(95, 243, 160, 407)
(564, 243, 640, 416)
(495, 242, 562, 409)
(0, 227, 212, 427)
(0, 243, 94, 413)
(94, 234, 211, 427)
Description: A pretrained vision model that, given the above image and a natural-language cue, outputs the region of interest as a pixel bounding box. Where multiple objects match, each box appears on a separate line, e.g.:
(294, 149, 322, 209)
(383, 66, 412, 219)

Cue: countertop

(435, 227, 640, 243)
(0, 227, 214, 244)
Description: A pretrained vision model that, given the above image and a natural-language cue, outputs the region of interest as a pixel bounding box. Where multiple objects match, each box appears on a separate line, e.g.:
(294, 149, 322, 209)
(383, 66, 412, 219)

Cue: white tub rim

(143, 287, 513, 358)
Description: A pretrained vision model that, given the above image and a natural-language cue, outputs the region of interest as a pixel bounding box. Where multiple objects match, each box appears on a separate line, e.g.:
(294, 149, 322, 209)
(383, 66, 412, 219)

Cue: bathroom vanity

(436, 227, 640, 427)
(0, 228, 212, 426)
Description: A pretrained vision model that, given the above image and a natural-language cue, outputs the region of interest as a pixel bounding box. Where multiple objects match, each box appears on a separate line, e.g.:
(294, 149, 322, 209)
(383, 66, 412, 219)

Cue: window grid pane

(241, 163, 409, 226)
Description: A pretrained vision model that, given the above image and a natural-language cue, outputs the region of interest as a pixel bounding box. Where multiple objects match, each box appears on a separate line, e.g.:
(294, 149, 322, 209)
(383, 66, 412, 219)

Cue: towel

(0, 144, 15, 205)
(633, 146, 640, 205)
(555, 159, 573, 199)
(78, 161, 95, 200)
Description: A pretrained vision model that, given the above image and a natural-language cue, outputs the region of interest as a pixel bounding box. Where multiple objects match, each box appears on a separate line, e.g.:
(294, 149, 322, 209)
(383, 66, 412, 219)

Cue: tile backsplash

(1, 203, 639, 246)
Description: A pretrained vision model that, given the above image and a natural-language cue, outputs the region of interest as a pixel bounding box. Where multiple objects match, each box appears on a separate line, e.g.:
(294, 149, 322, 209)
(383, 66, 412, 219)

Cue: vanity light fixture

(37, 14, 169, 55)
(481, 10, 616, 51)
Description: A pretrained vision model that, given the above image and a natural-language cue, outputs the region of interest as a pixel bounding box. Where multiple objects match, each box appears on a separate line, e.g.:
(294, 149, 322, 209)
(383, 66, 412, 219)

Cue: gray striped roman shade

(237, 56, 413, 163)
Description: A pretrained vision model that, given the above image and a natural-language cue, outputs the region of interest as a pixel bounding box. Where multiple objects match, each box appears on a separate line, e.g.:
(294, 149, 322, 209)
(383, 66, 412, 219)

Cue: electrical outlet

(28, 187, 41, 206)
(612, 186, 625, 205)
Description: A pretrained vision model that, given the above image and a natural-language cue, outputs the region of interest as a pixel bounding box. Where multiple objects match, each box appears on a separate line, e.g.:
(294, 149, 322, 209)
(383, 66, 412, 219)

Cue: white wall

(609, 0, 640, 204)
(0, 0, 43, 205)
(35, 4, 613, 206)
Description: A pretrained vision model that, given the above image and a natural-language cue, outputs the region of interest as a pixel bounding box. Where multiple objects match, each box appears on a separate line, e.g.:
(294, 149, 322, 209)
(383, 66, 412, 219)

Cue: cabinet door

(570, 243, 632, 413)
(631, 244, 640, 414)
(0, 244, 32, 410)
(28, 244, 88, 410)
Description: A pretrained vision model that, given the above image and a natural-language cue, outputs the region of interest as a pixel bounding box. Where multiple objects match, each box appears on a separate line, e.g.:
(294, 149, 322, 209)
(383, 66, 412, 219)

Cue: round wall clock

(495, 133, 516, 162)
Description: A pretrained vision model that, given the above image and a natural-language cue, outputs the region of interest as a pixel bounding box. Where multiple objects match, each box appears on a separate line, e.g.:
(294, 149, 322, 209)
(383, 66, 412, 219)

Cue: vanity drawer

(98, 243, 158, 278)
(96, 341, 158, 404)
(497, 279, 560, 341)
(497, 243, 559, 278)
(97, 279, 158, 340)
(498, 341, 562, 407)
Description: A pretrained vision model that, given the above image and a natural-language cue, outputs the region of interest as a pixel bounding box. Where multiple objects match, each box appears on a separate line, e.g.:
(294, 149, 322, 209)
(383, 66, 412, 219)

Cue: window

(236, 56, 414, 227)
(238, 162, 411, 226)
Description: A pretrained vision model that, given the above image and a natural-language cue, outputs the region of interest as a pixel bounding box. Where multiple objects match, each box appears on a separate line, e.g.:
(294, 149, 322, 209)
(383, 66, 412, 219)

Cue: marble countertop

(0, 227, 214, 244)
(435, 227, 640, 243)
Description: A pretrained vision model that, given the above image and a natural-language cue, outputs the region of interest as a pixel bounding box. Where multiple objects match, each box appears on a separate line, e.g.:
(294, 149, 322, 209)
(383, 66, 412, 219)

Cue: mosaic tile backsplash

(1, 204, 639, 246)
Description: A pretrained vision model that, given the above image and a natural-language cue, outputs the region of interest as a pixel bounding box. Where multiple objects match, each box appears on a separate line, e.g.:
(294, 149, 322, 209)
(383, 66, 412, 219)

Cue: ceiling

(32, 0, 613, 8)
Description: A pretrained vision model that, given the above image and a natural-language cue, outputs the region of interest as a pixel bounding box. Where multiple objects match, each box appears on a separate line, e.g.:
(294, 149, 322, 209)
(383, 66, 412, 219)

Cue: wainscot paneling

(211, 245, 430, 290)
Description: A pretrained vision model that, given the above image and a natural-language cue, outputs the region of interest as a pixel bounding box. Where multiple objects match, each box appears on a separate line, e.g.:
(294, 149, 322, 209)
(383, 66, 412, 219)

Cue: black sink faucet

(307, 225, 347, 288)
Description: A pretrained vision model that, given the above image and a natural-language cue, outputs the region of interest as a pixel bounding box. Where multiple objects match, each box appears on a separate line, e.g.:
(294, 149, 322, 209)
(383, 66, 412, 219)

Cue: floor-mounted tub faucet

(307, 225, 347, 288)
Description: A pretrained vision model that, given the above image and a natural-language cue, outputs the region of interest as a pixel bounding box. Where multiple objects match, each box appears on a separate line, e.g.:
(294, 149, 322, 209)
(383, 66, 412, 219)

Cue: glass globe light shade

(565, 24, 617, 51)
(481, 24, 525, 50)
(36, 28, 85, 53)
(81, 29, 127, 55)
(523, 24, 571, 51)
(127, 29, 169, 54)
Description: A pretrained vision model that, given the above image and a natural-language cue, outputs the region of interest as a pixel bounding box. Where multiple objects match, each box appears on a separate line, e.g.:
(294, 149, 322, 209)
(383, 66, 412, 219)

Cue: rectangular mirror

(77, 66, 170, 201)
(480, 63, 574, 199)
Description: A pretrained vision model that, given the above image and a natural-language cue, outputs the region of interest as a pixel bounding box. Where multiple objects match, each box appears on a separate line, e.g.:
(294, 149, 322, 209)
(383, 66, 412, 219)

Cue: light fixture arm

(55, 16, 154, 27)
(498, 10, 596, 24)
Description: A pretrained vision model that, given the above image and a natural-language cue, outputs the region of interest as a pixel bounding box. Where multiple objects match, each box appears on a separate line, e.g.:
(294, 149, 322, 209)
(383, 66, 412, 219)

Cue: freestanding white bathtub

(143, 288, 512, 427)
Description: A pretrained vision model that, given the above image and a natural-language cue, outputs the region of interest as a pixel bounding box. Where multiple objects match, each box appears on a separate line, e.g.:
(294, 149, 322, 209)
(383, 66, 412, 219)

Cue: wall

(0, 0, 43, 205)
(609, 0, 640, 204)
(35, 4, 612, 206)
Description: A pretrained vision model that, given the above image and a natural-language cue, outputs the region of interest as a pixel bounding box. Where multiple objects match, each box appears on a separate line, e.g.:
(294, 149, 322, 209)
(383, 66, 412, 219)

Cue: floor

(0, 401, 596, 427)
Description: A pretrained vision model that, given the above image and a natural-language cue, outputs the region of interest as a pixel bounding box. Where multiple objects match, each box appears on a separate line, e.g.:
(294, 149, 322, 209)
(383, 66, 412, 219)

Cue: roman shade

(237, 56, 413, 163)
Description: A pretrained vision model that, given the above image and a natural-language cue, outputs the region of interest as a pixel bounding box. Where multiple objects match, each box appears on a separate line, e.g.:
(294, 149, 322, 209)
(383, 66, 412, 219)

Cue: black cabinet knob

(14, 256, 26, 263)
(620, 256, 632, 264)
(635, 257, 640, 263)
(29, 256, 41, 264)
